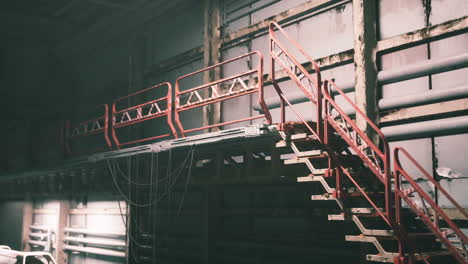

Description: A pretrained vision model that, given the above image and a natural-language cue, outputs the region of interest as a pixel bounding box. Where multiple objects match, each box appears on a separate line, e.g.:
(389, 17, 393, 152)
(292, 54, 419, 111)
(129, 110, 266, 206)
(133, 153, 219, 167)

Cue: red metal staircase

(269, 21, 468, 264)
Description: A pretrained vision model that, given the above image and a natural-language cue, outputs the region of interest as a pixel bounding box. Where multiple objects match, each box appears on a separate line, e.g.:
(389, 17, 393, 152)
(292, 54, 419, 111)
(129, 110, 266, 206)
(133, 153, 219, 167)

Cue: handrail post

(269, 25, 285, 130)
(384, 158, 393, 225)
(316, 75, 323, 141)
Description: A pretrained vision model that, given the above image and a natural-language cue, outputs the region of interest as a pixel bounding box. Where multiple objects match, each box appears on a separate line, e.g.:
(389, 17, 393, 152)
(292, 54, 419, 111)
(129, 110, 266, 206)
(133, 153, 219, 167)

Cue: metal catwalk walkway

(1, 22, 467, 264)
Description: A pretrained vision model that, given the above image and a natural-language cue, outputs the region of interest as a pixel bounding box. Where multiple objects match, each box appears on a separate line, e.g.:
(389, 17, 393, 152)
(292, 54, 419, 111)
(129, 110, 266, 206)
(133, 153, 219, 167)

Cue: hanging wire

(152, 152, 159, 259)
(113, 144, 195, 186)
(166, 147, 172, 258)
(106, 146, 195, 207)
(177, 147, 195, 216)
(109, 145, 197, 263)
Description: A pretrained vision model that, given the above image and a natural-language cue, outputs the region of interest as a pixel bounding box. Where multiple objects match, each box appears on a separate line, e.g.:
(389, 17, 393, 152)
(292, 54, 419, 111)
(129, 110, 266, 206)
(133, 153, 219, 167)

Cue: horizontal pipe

(379, 84, 468, 111)
(64, 227, 125, 238)
(63, 245, 125, 258)
(255, 53, 468, 111)
(378, 53, 468, 85)
(29, 232, 47, 239)
(382, 116, 468, 141)
(64, 236, 126, 247)
(28, 240, 47, 247)
(29, 225, 50, 231)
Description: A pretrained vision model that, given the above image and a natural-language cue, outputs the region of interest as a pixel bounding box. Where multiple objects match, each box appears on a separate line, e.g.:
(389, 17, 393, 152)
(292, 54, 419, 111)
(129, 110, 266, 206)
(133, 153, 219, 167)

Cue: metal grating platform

(0, 124, 279, 182)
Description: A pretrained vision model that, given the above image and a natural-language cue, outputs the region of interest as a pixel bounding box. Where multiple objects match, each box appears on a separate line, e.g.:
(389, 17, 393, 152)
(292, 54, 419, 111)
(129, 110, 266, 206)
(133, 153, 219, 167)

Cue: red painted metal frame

(65, 104, 112, 155)
(174, 51, 271, 137)
(111, 82, 177, 149)
(394, 147, 468, 264)
(269, 21, 322, 139)
(267, 21, 468, 263)
(323, 79, 393, 227)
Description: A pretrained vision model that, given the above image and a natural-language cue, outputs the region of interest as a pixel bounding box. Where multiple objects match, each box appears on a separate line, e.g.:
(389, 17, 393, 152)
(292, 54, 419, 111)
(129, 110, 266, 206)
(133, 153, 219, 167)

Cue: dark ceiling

(1, 0, 148, 42)
(1, 0, 151, 120)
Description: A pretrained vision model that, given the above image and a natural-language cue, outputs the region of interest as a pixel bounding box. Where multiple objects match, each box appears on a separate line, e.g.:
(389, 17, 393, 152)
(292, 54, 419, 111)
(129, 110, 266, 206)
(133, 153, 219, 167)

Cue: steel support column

(55, 200, 70, 264)
(202, 151, 222, 264)
(20, 198, 33, 251)
(203, 0, 221, 132)
(352, 0, 379, 140)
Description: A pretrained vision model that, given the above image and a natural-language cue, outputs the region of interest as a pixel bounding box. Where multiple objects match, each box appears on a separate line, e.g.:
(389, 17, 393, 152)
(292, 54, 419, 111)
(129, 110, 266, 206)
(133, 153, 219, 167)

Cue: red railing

(65, 104, 112, 155)
(269, 21, 322, 139)
(111, 82, 177, 149)
(394, 147, 468, 264)
(174, 51, 271, 137)
(323, 79, 393, 227)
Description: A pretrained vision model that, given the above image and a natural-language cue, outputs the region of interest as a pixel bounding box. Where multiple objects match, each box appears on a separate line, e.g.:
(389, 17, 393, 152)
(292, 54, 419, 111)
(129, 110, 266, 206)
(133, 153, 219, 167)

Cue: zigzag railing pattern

(174, 51, 271, 137)
(111, 82, 177, 149)
(269, 21, 322, 137)
(65, 104, 112, 155)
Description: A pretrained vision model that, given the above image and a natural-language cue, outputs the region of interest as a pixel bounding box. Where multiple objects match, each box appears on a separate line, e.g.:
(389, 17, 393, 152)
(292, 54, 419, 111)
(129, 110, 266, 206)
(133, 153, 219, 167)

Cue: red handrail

(174, 51, 271, 137)
(394, 147, 468, 264)
(269, 21, 322, 139)
(323, 79, 393, 226)
(65, 104, 112, 155)
(111, 82, 177, 149)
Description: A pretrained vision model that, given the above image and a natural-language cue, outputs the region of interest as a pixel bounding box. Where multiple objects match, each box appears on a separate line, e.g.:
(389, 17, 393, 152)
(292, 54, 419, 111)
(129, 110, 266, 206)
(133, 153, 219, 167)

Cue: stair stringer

(279, 130, 399, 262)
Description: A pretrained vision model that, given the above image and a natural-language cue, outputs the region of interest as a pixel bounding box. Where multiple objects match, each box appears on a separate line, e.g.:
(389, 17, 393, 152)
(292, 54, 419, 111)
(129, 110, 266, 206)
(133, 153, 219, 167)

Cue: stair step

(348, 207, 383, 215)
(366, 254, 395, 263)
(363, 230, 394, 237)
(275, 140, 288, 148)
(284, 155, 327, 165)
(297, 175, 325, 182)
(345, 235, 375, 243)
(296, 150, 325, 157)
(284, 154, 328, 165)
(311, 194, 335, 201)
(290, 133, 318, 141)
(328, 214, 347, 221)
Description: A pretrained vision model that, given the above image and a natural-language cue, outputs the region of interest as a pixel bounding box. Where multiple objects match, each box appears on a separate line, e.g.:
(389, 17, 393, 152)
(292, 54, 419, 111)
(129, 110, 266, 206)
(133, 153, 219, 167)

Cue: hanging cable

(109, 145, 197, 263)
(177, 147, 195, 216)
(113, 144, 195, 186)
